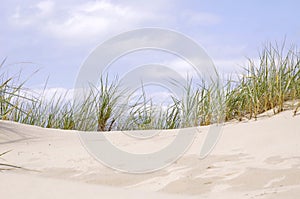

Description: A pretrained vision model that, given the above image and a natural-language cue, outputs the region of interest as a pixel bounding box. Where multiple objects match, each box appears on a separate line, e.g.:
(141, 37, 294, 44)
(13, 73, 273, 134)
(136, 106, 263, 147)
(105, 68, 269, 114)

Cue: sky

(1, 0, 300, 94)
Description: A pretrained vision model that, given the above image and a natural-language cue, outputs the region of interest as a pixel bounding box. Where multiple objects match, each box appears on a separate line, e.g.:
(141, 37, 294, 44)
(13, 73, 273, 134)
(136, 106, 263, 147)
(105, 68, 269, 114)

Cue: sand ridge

(0, 110, 300, 198)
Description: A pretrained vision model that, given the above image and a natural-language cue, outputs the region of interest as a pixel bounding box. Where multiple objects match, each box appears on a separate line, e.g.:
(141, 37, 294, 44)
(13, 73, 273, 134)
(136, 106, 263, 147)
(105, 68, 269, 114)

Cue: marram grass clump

(225, 43, 300, 120)
(0, 43, 300, 131)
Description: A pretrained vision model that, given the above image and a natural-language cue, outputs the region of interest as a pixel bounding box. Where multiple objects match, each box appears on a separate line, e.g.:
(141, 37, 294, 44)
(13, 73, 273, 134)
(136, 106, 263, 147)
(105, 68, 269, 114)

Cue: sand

(0, 110, 300, 198)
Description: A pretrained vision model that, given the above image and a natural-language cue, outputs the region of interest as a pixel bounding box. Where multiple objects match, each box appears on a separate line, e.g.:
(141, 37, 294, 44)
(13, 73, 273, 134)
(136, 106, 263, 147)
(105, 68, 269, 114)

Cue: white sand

(0, 110, 300, 198)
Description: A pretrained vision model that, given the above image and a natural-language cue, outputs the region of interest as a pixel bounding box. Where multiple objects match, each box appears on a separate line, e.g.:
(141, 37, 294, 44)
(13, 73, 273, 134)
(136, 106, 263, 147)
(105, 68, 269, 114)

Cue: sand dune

(0, 110, 300, 198)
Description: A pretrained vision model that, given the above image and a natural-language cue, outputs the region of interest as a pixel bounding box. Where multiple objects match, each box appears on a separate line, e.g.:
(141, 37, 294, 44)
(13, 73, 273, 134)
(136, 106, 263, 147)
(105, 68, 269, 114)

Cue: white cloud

(46, 1, 141, 40)
(20, 87, 73, 104)
(214, 58, 247, 72)
(11, 1, 159, 43)
(36, 0, 55, 15)
(12, 6, 32, 26)
(9, 1, 222, 49)
(12, 0, 55, 26)
(162, 56, 255, 83)
(182, 12, 221, 26)
(163, 59, 195, 77)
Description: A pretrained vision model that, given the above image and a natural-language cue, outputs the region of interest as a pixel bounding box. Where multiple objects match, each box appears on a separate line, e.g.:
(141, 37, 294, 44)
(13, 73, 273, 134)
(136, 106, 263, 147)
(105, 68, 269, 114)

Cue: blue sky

(1, 0, 300, 90)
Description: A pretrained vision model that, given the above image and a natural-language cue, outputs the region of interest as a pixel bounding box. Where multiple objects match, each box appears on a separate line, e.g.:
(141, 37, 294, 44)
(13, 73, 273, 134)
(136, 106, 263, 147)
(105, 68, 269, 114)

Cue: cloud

(9, 1, 222, 49)
(12, 0, 55, 26)
(36, 0, 55, 15)
(163, 59, 195, 77)
(182, 11, 221, 26)
(46, 1, 142, 40)
(29, 87, 74, 102)
(10, 1, 159, 43)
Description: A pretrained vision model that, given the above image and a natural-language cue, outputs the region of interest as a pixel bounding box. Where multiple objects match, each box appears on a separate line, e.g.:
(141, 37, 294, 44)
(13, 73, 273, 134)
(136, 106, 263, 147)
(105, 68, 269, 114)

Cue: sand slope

(0, 110, 300, 198)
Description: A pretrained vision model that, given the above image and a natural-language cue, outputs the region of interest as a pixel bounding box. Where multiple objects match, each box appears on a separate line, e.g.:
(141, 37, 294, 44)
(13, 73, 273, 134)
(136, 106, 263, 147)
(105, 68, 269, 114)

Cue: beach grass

(0, 43, 299, 131)
(225, 43, 300, 121)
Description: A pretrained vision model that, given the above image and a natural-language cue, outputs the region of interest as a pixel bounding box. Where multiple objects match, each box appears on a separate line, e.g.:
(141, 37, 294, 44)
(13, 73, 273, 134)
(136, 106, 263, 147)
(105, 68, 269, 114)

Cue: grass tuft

(1, 42, 300, 131)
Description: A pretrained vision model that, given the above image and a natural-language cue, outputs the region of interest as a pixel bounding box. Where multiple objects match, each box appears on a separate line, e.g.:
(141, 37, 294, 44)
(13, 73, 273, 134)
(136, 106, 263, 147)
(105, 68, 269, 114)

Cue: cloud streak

(11, 1, 161, 43)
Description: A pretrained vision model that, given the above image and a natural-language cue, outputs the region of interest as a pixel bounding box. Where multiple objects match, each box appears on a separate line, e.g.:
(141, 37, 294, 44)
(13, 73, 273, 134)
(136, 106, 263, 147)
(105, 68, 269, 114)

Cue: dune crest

(1, 110, 300, 198)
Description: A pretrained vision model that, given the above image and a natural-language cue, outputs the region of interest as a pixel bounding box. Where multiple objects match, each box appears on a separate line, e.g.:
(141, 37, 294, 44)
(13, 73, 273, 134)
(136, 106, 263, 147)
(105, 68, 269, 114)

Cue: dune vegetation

(1, 43, 300, 131)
